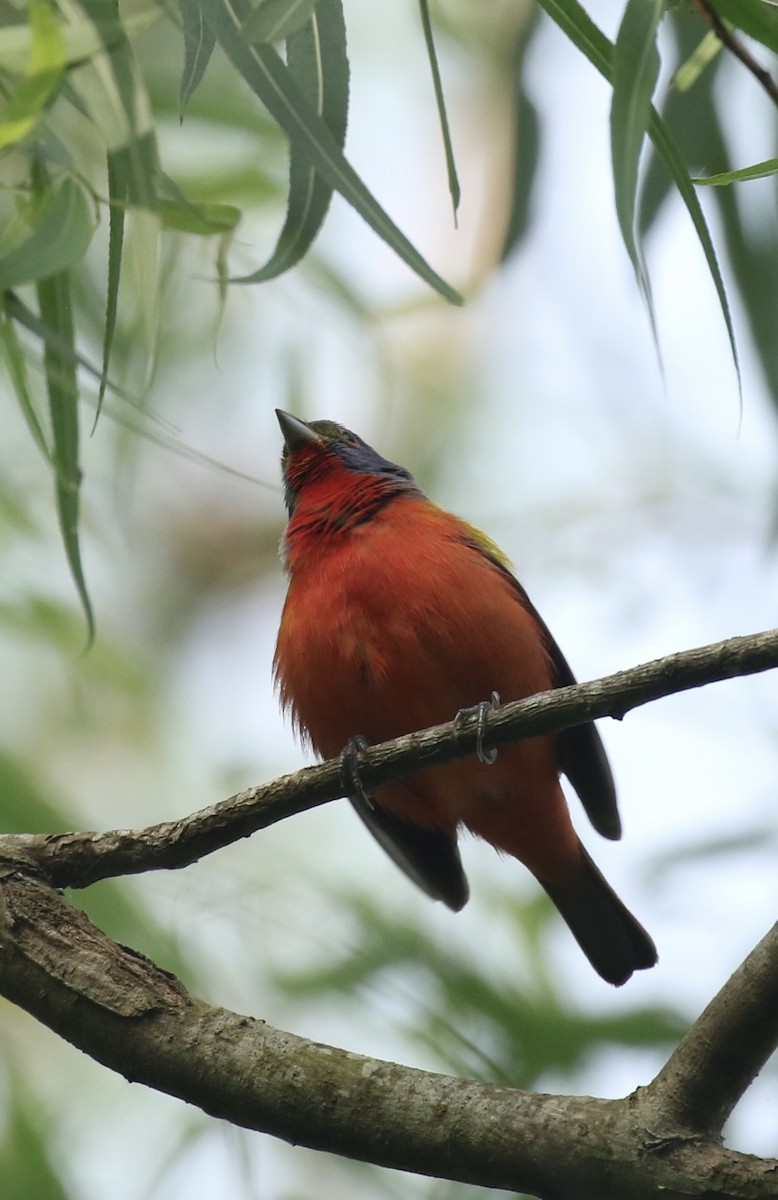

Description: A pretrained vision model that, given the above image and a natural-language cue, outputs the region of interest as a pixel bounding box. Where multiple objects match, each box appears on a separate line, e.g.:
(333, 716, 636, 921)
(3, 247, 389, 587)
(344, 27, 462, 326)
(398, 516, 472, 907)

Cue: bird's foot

(339, 735, 372, 804)
(455, 692, 501, 766)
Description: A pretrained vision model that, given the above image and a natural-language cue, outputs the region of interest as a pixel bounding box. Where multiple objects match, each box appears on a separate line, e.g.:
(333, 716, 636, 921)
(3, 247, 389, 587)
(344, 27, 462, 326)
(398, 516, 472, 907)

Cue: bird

(273, 409, 657, 986)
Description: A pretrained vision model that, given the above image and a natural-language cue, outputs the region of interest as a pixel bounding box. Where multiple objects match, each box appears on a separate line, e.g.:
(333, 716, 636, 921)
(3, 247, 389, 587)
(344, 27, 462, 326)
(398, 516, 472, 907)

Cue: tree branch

(1, 627, 776, 890)
(649, 920, 778, 1135)
(1, 629, 778, 1196)
(0, 870, 776, 1200)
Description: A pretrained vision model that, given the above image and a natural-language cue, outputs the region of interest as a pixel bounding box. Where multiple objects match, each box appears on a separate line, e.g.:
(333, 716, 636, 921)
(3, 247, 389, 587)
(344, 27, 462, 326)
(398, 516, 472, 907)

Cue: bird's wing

(463, 531, 622, 841)
(530, 612, 621, 841)
(349, 794, 469, 911)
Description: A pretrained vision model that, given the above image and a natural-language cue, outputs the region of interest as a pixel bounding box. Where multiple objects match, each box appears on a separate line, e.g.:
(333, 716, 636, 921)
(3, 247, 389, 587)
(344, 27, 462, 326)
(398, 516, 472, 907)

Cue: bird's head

(276, 410, 417, 516)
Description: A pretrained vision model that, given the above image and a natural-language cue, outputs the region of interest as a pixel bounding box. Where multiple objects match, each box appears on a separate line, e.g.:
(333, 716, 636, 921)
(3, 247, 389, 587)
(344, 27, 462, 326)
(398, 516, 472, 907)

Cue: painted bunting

(273, 410, 657, 985)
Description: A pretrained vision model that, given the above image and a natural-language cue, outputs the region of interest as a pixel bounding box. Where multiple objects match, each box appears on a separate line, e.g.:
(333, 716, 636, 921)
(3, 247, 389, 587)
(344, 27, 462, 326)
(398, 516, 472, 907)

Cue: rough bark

(0, 629, 777, 1197)
(0, 871, 776, 1199)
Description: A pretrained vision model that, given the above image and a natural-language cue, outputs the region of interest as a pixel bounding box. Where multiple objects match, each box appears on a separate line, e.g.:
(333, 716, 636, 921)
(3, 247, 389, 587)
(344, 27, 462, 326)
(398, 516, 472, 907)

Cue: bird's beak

(276, 409, 320, 453)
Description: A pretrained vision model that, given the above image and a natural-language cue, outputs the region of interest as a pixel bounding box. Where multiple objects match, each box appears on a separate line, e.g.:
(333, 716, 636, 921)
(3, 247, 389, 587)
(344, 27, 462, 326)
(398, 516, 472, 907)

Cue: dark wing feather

(535, 612, 622, 841)
(349, 795, 469, 911)
(467, 538, 621, 841)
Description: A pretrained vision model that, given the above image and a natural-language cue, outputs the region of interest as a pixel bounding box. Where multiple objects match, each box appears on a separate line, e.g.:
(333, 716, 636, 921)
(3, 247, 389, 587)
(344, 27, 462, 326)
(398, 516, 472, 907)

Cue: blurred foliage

(0, 1083, 71, 1200)
(0, 0, 777, 628)
(0, 0, 776, 1198)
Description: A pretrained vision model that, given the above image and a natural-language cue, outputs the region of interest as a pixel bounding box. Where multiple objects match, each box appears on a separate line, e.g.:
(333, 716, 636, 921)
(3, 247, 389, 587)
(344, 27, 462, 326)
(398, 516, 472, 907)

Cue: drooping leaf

(0, 303, 51, 463)
(639, 10, 725, 235)
(177, 0, 216, 113)
(193, 0, 462, 303)
(646, 110, 740, 389)
(6, 292, 262, 482)
(5, 290, 134, 406)
(672, 29, 722, 92)
(611, 0, 663, 330)
(234, 0, 349, 282)
(714, 0, 778, 53)
(418, 0, 460, 219)
(72, 0, 162, 410)
(499, 11, 542, 262)
(96, 149, 127, 428)
(693, 157, 778, 186)
(0, 0, 66, 150)
(158, 196, 242, 234)
(243, 0, 322, 43)
(537, 0, 739, 389)
(36, 272, 94, 643)
(0, 178, 94, 289)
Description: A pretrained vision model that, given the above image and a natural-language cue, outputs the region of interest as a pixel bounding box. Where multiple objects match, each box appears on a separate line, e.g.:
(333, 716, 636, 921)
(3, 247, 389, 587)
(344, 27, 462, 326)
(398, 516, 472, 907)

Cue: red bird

(274, 411, 657, 986)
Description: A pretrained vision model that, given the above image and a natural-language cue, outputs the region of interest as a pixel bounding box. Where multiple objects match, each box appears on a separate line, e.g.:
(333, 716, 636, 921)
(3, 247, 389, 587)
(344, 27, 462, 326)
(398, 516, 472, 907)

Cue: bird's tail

(541, 843, 657, 986)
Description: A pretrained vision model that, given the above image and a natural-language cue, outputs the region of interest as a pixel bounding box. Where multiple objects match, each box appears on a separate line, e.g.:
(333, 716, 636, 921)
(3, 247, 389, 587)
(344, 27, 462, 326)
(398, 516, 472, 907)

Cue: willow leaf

(418, 0, 460, 218)
(235, 0, 348, 282)
(537, 0, 739, 388)
(0, 0, 66, 150)
(177, 0, 215, 112)
(611, 0, 663, 328)
(0, 179, 93, 289)
(194, 0, 461, 303)
(37, 273, 94, 644)
(243, 0, 322, 42)
(694, 157, 778, 186)
(0, 305, 51, 463)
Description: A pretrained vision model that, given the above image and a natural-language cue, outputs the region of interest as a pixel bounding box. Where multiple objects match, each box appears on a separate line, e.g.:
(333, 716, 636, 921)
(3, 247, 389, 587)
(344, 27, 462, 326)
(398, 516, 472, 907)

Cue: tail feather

(542, 844, 657, 987)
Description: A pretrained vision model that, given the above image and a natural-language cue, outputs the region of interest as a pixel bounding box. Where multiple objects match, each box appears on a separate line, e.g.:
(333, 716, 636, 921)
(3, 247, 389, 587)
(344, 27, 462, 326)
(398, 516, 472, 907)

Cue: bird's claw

(339, 735, 372, 804)
(456, 692, 501, 766)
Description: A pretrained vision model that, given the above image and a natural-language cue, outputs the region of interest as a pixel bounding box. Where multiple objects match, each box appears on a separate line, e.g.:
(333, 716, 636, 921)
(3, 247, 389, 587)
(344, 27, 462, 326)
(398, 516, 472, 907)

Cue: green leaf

(177, 0, 216, 112)
(611, 0, 663, 326)
(74, 1, 162, 393)
(0, 178, 94, 290)
(714, 0, 778, 52)
(235, 0, 349, 282)
(95, 148, 127, 429)
(647, 110, 740, 387)
(0, 304, 51, 463)
(67, 1, 160, 207)
(5, 289, 135, 407)
(537, 0, 739, 389)
(672, 29, 722, 92)
(693, 156, 778, 185)
(418, 0, 460, 218)
(0, 0, 66, 150)
(499, 12, 542, 262)
(193, 0, 462, 303)
(243, 0, 322, 42)
(5, 292, 262, 481)
(159, 197, 242, 234)
(36, 272, 95, 645)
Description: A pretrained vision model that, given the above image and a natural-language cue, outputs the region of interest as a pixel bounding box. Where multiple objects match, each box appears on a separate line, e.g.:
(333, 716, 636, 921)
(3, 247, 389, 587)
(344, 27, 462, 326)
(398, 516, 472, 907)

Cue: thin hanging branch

(690, 0, 778, 110)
